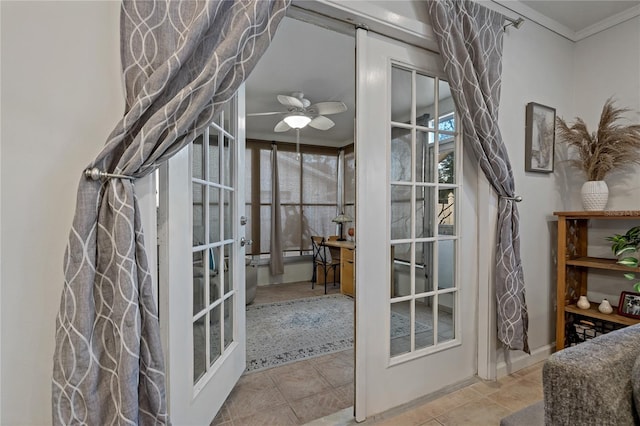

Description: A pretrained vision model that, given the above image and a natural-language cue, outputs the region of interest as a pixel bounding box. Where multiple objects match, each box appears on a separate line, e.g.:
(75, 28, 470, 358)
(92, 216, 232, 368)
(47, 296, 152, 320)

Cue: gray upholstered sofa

(502, 323, 640, 425)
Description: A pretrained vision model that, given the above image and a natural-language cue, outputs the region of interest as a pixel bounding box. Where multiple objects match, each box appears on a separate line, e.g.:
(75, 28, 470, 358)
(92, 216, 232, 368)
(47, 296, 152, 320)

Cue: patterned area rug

(245, 294, 431, 372)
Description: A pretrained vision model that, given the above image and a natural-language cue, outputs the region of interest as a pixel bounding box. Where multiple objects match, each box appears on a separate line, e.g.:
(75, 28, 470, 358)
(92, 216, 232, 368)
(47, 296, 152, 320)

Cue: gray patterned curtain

(52, 1, 289, 424)
(427, 0, 529, 353)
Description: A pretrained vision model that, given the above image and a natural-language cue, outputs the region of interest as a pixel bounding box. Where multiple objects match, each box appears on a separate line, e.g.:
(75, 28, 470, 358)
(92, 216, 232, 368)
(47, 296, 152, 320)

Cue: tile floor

(213, 281, 544, 425)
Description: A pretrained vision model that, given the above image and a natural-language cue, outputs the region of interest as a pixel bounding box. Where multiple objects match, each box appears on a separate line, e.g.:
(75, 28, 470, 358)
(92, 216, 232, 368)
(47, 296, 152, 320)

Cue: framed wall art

(525, 102, 556, 173)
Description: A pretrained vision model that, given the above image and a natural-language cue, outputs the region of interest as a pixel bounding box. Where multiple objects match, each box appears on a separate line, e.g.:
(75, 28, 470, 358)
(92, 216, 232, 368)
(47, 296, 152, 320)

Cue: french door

(158, 87, 247, 425)
(355, 29, 478, 420)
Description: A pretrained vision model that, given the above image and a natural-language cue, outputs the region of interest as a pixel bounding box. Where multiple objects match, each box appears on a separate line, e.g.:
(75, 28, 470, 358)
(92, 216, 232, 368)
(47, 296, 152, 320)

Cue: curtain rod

(503, 16, 525, 31)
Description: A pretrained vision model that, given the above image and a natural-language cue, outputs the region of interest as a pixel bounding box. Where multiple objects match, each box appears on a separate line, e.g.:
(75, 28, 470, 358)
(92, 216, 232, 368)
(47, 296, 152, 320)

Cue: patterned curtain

(52, 1, 289, 424)
(427, 0, 529, 353)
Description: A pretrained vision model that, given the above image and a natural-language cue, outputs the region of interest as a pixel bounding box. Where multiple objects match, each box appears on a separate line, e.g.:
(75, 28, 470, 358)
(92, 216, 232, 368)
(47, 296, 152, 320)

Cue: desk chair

(311, 235, 322, 284)
(326, 235, 341, 264)
(311, 236, 340, 294)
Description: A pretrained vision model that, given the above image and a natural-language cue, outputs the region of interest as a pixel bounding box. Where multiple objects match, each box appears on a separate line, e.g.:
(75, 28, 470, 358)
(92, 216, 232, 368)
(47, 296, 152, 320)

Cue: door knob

(240, 237, 253, 247)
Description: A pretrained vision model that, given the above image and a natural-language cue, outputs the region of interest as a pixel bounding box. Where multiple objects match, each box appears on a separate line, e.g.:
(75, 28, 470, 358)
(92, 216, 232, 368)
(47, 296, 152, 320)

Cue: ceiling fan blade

(309, 101, 347, 115)
(247, 111, 282, 117)
(274, 120, 291, 132)
(308, 115, 335, 131)
(277, 95, 304, 109)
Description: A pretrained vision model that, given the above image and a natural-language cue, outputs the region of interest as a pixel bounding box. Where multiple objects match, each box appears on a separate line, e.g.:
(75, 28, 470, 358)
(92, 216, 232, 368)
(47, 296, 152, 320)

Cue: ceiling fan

(247, 92, 347, 132)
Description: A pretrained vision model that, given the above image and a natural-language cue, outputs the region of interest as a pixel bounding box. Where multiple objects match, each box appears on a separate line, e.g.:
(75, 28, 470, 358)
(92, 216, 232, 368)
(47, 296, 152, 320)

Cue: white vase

(598, 299, 613, 314)
(577, 295, 590, 309)
(581, 180, 609, 211)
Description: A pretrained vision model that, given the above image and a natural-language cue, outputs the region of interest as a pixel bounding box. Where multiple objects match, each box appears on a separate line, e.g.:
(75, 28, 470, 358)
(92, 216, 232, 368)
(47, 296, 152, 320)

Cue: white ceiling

(246, 1, 640, 147)
(245, 17, 355, 147)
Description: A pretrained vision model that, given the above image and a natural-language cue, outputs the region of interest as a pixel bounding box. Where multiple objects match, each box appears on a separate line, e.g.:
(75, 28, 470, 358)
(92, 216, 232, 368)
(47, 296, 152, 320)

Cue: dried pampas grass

(556, 98, 640, 181)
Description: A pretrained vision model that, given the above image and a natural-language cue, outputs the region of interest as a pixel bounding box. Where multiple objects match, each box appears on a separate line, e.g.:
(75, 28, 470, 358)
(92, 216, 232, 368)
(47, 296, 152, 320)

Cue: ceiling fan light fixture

(283, 114, 311, 129)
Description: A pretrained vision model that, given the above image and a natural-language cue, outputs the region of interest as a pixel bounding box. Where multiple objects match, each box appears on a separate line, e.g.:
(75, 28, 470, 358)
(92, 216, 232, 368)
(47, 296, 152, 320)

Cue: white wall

(571, 16, 640, 210)
(495, 12, 575, 372)
(572, 17, 640, 309)
(1, 2, 122, 424)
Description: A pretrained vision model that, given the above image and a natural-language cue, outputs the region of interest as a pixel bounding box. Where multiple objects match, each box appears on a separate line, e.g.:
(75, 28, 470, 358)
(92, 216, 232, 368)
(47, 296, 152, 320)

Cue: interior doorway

(222, 11, 358, 425)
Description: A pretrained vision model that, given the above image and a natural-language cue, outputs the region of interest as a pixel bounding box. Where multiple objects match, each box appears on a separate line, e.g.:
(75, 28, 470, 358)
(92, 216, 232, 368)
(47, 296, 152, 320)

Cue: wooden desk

(322, 240, 356, 297)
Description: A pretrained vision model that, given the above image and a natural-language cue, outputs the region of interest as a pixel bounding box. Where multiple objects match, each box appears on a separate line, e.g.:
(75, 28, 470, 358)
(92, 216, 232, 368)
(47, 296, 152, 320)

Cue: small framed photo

(525, 102, 556, 173)
(618, 291, 640, 319)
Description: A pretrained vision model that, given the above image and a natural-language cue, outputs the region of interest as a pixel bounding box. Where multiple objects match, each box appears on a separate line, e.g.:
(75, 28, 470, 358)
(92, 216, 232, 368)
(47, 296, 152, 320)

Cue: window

(246, 141, 348, 256)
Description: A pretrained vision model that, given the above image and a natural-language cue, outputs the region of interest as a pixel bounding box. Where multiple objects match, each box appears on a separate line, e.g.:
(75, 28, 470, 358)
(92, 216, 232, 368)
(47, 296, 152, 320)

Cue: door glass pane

(193, 134, 204, 179)
(223, 189, 231, 240)
(224, 296, 234, 349)
(416, 130, 434, 183)
(390, 299, 411, 356)
(391, 128, 412, 182)
(438, 188, 456, 235)
(193, 183, 205, 246)
(438, 292, 456, 343)
(415, 73, 435, 127)
(391, 66, 412, 123)
(208, 131, 220, 184)
(193, 316, 206, 382)
(391, 185, 411, 240)
(391, 243, 411, 298)
(415, 186, 434, 239)
(438, 80, 455, 131)
(245, 148, 252, 201)
(438, 149, 456, 184)
(438, 240, 455, 290)
(209, 304, 222, 366)
(223, 244, 232, 294)
(223, 136, 232, 188)
(222, 101, 232, 133)
(415, 296, 434, 350)
(415, 242, 434, 294)
(209, 247, 221, 304)
(193, 251, 206, 315)
(209, 187, 220, 243)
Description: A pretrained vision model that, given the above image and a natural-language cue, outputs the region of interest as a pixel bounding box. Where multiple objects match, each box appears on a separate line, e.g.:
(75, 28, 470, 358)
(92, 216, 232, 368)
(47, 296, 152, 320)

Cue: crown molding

(575, 4, 640, 41)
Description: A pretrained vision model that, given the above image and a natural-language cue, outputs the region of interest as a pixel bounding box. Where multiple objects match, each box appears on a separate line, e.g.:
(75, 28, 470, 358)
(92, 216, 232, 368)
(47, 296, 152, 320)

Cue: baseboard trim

(497, 342, 555, 378)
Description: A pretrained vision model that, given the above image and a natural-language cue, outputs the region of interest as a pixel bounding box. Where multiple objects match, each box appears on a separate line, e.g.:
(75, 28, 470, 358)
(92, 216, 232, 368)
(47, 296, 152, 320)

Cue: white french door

(158, 86, 247, 425)
(355, 29, 478, 420)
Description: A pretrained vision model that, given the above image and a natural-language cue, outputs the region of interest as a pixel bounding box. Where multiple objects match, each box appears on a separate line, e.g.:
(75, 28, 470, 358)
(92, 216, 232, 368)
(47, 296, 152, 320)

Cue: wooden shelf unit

(555, 210, 640, 350)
